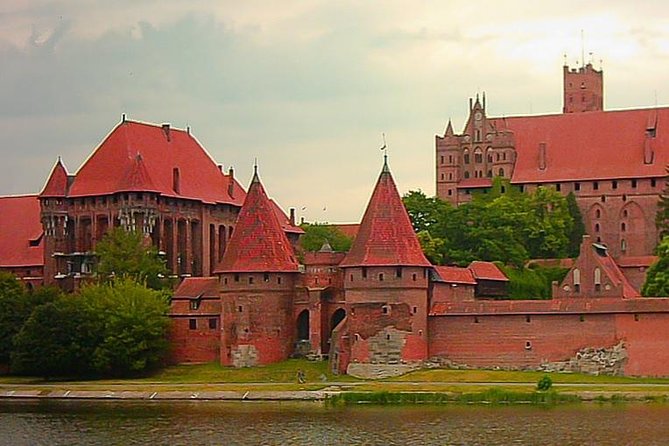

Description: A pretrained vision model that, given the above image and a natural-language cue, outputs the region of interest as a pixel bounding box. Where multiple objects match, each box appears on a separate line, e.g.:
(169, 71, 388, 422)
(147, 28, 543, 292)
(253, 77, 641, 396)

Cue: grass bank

(327, 389, 580, 406)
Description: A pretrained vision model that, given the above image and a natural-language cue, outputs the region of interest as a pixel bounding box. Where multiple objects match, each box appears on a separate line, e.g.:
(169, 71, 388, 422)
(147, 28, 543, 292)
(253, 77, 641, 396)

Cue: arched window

(296, 310, 309, 341)
(621, 222, 626, 232)
(595, 209, 601, 218)
(464, 171, 470, 179)
(623, 210, 628, 218)
(573, 268, 581, 293)
(474, 148, 483, 163)
(487, 148, 493, 163)
(487, 170, 492, 178)
(595, 223, 600, 233)
(594, 267, 602, 292)
(498, 168, 505, 177)
(621, 239, 627, 252)
(463, 150, 470, 164)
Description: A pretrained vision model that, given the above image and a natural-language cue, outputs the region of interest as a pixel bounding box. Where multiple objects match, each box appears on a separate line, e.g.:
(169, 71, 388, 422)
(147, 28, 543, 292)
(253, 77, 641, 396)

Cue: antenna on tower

(380, 133, 388, 168)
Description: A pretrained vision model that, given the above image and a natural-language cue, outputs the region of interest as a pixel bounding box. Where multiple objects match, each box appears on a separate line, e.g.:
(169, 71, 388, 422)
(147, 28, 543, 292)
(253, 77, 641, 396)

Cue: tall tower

(339, 157, 432, 374)
(216, 167, 300, 368)
(563, 62, 603, 113)
(39, 158, 70, 284)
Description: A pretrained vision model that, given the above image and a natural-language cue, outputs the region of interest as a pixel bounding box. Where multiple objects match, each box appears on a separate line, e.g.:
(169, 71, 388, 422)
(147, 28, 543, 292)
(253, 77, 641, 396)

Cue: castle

(3, 63, 669, 377)
(435, 62, 666, 259)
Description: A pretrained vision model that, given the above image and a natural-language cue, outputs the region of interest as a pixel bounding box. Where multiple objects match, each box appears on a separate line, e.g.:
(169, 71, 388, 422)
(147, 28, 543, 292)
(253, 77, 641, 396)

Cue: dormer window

(173, 167, 180, 193)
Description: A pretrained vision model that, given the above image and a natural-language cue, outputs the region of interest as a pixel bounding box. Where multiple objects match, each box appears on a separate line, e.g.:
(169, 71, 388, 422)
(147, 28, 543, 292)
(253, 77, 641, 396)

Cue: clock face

(474, 112, 482, 121)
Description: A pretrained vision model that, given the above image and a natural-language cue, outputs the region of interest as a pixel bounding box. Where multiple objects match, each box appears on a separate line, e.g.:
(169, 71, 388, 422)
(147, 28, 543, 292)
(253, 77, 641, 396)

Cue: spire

(252, 158, 260, 183)
(444, 119, 454, 136)
(340, 159, 431, 268)
(39, 157, 69, 197)
(216, 170, 299, 273)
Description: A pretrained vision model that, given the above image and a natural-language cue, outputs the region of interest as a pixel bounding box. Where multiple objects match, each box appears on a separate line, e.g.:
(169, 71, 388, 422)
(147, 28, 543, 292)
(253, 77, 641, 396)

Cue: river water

(1, 400, 668, 445)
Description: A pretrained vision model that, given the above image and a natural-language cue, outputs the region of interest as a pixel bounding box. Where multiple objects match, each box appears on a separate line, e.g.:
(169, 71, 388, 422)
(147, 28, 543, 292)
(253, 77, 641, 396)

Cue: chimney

(162, 123, 171, 142)
(538, 142, 547, 170)
(289, 208, 296, 226)
(186, 125, 191, 135)
(218, 164, 224, 173)
(300, 216, 305, 225)
(227, 166, 235, 197)
(121, 113, 127, 122)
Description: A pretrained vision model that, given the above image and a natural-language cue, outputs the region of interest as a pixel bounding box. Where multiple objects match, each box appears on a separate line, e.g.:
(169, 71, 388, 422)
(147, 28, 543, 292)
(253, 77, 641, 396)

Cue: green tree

(642, 237, 669, 297)
(82, 279, 171, 377)
(566, 192, 586, 257)
(299, 223, 353, 252)
(416, 230, 445, 264)
(656, 168, 669, 238)
(11, 296, 102, 377)
(96, 228, 168, 290)
(0, 274, 59, 364)
(402, 190, 449, 233)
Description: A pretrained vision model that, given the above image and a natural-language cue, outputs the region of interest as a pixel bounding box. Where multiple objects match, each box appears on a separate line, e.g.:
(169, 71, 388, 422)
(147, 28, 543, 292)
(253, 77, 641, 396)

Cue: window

(622, 194, 627, 202)
(464, 171, 470, 179)
(440, 173, 444, 181)
(601, 196, 606, 203)
(593, 181, 599, 190)
(209, 318, 218, 330)
(264, 273, 270, 282)
(190, 300, 200, 310)
(612, 180, 618, 189)
(621, 222, 626, 232)
(498, 168, 505, 177)
(448, 190, 452, 196)
(623, 210, 628, 218)
(441, 155, 444, 164)
(412, 306, 418, 314)
(362, 267, 367, 279)
(249, 276, 254, 284)
(573, 268, 581, 293)
(396, 267, 402, 278)
(579, 315, 585, 322)
(487, 170, 492, 178)
(234, 274, 240, 282)
(189, 319, 197, 330)
(525, 341, 532, 350)
(525, 315, 531, 323)
(621, 239, 627, 252)
(412, 273, 417, 281)
(555, 183, 561, 192)
(595, 223, 600, 233)
(449, 173, 453, 180)
(379, 273, 384, 281)
(575, 182, 581, 191)
(449, 155, 453, 163)
(631, 179, 637, 188)
(172, 168, 181, 193)
(382, 305, 389, 315)
(594, 268, 601, 292)
(278, 276, 282, 284)
(238, 305, 243, 312)
(474, 150, 483, 164)
(463, 150, 470, 164)
(652, 179, 657, 187)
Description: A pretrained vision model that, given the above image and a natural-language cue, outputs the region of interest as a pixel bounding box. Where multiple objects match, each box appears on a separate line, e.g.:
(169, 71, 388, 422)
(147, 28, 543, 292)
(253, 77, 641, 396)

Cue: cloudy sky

(1, 1, 668, 222)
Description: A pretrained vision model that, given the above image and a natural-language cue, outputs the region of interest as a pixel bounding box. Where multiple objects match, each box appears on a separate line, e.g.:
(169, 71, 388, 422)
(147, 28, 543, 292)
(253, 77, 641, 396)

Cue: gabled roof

(215, 170, 299, 273)
(173, 277, 219, 298)
(433, 266, 477, 285)
(468, 261, 509, 282)
(615, 256, 658, 268)
(39, 158, 69, 197)
(489, 107, 669, 183)
(68, 120, 245, 205)
(117, 154, 160, 193)
(594, 249, 640, 299)
(0, 195, 44, 267)
(340, 158, 430, 268)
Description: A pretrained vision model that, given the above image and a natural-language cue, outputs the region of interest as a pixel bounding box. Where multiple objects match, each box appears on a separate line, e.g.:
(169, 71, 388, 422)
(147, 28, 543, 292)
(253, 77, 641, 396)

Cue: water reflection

(0, 400, 668, 445)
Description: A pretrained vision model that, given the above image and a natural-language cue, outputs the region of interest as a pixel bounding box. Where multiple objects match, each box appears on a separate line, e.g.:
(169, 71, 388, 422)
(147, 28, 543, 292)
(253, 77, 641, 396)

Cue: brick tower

(39, 158, 71, 282)
(216, 167, 300, 367)
(563, 62, 603, 113)
(338, 156, 432, 375)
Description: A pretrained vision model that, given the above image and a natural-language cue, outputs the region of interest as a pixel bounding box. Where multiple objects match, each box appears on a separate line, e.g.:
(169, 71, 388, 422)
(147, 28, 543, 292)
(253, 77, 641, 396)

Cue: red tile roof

(173, 277, 219, 298)
(117, 154, 161, 193)
(215, 170, 299, 273)
(489, 107, 669, 183)
(332, 223, 359, 239)
(0, 195, 44, 267)
(68, 120, 245, 205)
(340, 160, 430, 268)
(594, 249, 640, 299)
(270, 199, 304, 234)
(468, 261, 508, 282)
(39, 158, 69, 197)
(433, 266, 477, 285)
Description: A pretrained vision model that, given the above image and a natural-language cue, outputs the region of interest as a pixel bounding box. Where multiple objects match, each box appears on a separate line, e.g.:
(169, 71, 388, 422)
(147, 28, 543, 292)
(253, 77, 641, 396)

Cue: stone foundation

(347, 362, 422, 379)
(539, 342, 628, 376)
(231, 345, 259, 368)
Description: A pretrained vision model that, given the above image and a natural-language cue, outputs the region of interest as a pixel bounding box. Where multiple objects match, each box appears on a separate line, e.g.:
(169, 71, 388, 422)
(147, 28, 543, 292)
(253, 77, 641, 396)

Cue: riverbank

(2, 360, 669, 404)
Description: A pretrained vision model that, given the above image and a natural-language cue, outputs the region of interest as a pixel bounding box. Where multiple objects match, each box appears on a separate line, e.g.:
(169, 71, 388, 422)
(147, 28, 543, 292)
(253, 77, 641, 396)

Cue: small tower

(215, 167, 300, 367)
(39, 158, 70, 284)
(563, 62, 603, 113)
(338, 157, 432, 375)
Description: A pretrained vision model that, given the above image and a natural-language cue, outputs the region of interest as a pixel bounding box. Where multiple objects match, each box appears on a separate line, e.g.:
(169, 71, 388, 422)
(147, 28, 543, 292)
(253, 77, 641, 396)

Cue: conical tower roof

(39, 157, 69, 197)
(215, 168, 299, 273)
(340, 158, 430, 268)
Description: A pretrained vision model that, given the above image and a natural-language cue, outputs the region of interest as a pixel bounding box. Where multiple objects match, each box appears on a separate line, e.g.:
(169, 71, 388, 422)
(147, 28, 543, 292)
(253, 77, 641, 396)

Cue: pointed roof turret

(216, 169, 299, 273)
(39, 157, 69, 197)
(444, 119, 454, 136)
(340, 159, 430, 268)
(117, 153, 160, 193)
